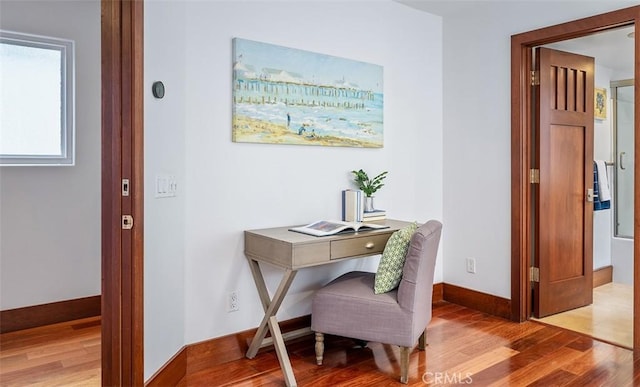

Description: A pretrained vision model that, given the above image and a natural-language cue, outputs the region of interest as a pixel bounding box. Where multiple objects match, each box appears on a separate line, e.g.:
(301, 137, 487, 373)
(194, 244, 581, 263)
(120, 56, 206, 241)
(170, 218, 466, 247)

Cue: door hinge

(530, 267, 540, 283)
(529, 169, 540, 184)
(530, 70, 539, 86)
(122, 215, 134, 230)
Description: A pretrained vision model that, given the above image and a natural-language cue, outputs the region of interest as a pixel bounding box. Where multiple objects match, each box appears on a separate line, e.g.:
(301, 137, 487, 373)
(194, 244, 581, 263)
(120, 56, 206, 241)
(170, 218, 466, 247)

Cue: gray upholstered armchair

(311, 220, 442, 384)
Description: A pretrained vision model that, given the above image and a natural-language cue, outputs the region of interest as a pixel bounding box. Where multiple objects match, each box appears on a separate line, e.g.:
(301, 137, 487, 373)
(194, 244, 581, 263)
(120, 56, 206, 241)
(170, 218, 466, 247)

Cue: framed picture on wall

(594, 87, 607, 120)
(232, 38, 384, 148)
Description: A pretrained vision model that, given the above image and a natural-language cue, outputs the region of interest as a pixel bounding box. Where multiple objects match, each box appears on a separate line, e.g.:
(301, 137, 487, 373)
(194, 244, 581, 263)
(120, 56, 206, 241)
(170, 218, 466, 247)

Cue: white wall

(144, 0, 188, 379)
(0, 1, 101, 310)
(439, 1, 635, 298)
(145, 0, 638, 378)
(182, 0, 442, 344)
(144, 0, 442, 379)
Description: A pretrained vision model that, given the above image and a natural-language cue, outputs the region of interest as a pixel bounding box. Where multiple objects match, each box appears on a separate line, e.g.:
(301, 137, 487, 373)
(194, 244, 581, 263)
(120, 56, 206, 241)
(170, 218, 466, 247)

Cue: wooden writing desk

(244, 219, 412, 387)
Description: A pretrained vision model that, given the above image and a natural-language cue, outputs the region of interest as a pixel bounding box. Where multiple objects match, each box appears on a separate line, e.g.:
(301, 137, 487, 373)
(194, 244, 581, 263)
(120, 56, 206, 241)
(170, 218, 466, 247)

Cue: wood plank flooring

(180, 302, 640, 386)
(534, 282, 633, 349)
(0, 316, 101, 386)
(2, 302, 640, 386)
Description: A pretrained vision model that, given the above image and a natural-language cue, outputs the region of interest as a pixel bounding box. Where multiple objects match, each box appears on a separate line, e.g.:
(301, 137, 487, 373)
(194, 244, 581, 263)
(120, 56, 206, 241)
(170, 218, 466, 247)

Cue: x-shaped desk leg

(246, 258, 298, 387)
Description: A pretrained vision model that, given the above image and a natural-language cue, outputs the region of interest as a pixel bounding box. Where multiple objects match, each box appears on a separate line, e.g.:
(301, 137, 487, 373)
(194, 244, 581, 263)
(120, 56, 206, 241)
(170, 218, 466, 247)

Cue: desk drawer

(293, 242, 330, 266)
(330, 233, 391, 260)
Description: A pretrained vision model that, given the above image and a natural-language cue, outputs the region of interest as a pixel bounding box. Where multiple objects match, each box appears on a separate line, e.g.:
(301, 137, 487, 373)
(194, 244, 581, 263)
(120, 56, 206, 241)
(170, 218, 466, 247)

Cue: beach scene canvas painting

(232, 38, 383, 147)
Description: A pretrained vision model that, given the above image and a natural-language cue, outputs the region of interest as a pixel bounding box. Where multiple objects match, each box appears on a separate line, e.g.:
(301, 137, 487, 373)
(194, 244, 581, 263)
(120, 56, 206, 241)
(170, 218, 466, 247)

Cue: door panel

(547, 125, 585, 282)
(534, 47, 594, 318)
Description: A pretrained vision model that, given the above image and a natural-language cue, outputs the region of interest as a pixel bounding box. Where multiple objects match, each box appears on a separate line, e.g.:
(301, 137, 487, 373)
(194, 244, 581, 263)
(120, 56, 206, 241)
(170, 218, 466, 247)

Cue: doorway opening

(529, 27, 634, 349)
(510, 5, 639, 351)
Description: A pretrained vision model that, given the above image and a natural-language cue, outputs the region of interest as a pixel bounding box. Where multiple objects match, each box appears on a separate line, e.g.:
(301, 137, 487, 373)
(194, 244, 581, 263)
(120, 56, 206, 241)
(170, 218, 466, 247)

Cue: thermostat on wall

(152, 81, 165, 99)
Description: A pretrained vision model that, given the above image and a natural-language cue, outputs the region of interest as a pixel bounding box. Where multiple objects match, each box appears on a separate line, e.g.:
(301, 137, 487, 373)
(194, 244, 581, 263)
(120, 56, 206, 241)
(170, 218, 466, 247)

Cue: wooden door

(533, 47, 594, 318)
(101, 1, 144, 385)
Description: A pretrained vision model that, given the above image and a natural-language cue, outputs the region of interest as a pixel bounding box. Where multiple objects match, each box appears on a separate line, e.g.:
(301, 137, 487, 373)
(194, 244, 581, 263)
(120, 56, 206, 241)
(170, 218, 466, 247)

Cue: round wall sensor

(152, 81, 165, 99)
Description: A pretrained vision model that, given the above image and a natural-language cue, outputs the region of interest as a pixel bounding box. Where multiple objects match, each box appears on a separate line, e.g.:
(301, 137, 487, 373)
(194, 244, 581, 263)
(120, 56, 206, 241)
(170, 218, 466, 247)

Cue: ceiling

(545, 26, 634, 76)
(396, 1, 635, 76)
(397, 0, 491, 16)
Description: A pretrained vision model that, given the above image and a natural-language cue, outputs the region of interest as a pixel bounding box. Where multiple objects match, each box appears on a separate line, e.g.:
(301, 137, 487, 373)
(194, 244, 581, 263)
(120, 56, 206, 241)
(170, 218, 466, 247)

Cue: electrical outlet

(466, 258, 476, 274)
(227, 291, 239, 312)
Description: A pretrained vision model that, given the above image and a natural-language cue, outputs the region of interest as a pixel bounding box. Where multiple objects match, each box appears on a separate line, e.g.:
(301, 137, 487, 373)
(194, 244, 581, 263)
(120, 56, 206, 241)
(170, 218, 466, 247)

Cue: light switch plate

(155, 175, 177, 198)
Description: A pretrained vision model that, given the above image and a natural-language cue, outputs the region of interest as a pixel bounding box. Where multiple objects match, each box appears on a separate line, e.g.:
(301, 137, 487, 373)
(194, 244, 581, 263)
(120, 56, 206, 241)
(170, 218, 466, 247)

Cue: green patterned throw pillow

(374, 222, 417, 294)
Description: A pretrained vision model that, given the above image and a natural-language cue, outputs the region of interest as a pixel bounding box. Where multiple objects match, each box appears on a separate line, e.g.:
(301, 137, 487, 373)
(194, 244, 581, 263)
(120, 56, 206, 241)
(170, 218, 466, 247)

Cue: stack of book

(342, 190, 388, 222)
(342, 189, 363, 222)
(363, 209, 386, 222)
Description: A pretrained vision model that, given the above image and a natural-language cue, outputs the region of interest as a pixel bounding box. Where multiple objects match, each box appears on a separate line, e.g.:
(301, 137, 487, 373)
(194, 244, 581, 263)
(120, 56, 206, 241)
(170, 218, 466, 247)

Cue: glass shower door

(612, 80, 634, 238)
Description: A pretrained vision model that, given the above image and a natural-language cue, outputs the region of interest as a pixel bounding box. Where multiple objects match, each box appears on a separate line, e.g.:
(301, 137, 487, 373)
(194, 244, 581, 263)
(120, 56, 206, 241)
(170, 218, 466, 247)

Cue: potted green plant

(352, 169, 387, 212)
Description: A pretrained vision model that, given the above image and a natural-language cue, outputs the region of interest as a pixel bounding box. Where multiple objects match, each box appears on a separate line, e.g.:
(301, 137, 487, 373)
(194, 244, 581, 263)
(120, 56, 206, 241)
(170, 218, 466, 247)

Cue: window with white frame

(0, 30, 75, 166)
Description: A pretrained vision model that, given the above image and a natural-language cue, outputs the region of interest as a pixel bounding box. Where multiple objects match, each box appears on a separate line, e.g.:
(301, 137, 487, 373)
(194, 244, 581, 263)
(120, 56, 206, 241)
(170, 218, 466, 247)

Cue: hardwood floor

(534, 283, 633, 349)
(180, 302, 640, 386)
(2, 303, 640, 386)
(0, 316, 100, 386)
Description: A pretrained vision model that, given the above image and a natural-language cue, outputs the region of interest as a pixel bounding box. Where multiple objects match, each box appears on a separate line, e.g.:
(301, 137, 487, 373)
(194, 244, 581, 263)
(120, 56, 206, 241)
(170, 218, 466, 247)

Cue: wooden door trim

(102, 0, 144, 385)
(510, 5, 640, 350)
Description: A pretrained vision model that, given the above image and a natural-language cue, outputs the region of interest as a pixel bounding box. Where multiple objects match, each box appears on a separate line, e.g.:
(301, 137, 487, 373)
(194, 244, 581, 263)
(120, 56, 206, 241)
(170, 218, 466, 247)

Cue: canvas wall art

(232, 38, 383, 148)
(594, 87, 607, 120)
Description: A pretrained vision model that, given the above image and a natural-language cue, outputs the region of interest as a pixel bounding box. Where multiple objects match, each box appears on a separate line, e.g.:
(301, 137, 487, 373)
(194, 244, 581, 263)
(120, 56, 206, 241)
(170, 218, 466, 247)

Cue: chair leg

(315, 332, 325, 365)
(418, 329, 427, 350)
(399, 346, 411, 384)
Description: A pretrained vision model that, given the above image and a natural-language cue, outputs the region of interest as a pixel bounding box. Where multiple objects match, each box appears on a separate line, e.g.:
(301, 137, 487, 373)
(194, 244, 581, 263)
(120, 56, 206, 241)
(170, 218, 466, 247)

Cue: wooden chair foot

(418, 329, 427, 350)
(400, 346, 410, 384)
(315, 332, 324, 365)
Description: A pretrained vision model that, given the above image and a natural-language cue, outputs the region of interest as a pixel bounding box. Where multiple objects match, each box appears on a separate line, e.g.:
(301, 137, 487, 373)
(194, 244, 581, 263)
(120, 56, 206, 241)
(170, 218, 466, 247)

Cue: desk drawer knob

(365, 242, 375, 249)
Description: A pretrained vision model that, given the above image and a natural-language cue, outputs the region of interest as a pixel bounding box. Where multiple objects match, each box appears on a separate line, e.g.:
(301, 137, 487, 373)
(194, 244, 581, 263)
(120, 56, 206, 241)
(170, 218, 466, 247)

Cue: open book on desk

(289, 220, 389, 237)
